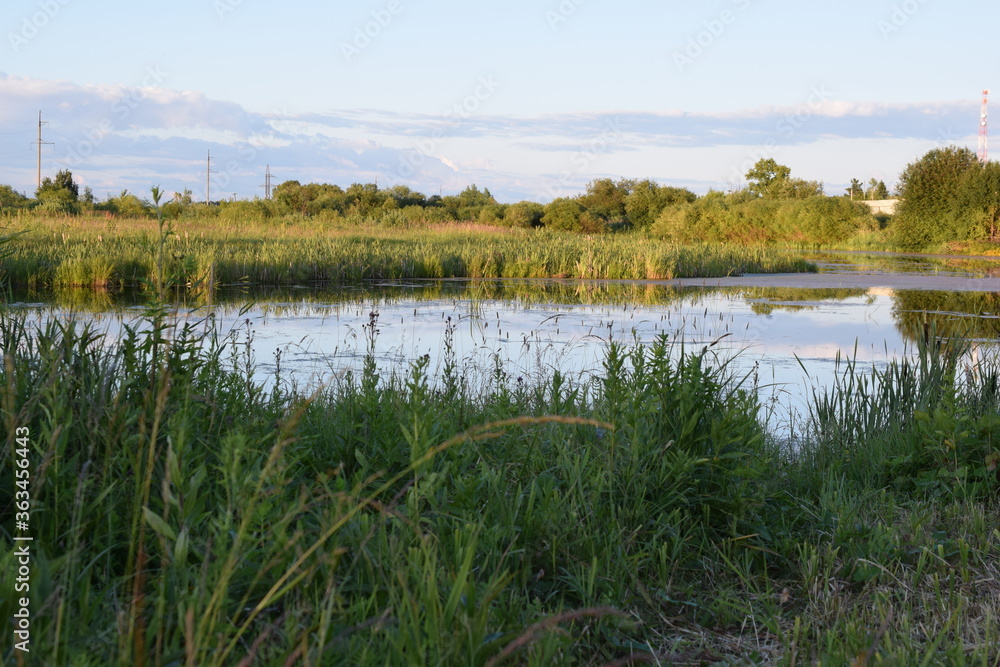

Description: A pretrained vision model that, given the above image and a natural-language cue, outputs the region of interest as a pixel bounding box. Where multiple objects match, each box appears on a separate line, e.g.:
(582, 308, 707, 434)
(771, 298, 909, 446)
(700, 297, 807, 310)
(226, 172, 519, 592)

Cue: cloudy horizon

(0, 0, 993, 203)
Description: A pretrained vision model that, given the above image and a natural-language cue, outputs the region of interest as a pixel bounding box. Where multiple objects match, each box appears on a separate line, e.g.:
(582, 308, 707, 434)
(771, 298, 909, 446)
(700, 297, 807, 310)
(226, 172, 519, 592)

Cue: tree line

(2, 147, 998, 251)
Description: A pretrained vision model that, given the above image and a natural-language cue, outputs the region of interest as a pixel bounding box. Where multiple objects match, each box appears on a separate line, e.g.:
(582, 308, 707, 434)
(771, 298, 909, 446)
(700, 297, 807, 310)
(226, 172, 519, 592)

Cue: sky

(0, 0, 997, 203)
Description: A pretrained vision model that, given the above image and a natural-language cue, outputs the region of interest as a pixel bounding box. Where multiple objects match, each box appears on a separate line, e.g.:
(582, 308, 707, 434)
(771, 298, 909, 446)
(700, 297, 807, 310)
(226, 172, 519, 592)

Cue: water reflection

(9, 280, 999, 426)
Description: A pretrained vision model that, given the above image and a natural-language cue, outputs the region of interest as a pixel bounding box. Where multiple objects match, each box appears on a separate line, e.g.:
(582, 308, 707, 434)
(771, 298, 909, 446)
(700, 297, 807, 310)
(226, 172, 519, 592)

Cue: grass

(2, 213, 816, 289)
(2, 300, 999, 665)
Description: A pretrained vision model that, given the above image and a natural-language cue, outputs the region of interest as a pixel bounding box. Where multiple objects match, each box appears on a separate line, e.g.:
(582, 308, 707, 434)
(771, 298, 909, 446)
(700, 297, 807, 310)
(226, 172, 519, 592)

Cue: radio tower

(979, 89, 990, 163)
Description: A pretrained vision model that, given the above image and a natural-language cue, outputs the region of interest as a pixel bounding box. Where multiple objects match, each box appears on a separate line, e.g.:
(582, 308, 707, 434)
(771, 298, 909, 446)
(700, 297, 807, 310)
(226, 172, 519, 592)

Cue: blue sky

(0, 0, 997, 203)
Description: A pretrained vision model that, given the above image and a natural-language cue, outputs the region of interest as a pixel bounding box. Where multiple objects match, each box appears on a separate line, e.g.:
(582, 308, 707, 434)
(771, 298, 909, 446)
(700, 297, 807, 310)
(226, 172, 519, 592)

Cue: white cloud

(0, 74, 984, 202)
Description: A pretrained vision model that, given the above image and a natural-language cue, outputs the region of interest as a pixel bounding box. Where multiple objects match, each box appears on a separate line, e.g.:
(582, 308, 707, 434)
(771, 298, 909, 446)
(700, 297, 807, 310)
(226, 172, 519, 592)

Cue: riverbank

(1, 307, 997, 665)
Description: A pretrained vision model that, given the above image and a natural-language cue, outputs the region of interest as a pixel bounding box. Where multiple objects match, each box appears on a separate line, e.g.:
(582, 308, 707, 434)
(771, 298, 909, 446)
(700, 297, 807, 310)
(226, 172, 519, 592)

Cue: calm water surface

(10, 252, 1000, 431)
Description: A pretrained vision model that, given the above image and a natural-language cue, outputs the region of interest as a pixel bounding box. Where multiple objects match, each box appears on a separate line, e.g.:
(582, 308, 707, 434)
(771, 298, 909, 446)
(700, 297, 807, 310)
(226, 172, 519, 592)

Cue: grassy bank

(1, 305, 999, 665)
(2, 215, 815, 289)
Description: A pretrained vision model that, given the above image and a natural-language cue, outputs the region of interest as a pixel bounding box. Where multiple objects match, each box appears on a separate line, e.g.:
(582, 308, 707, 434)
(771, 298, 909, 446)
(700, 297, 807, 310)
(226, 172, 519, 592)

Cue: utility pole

(33, 111, 53, 191)
(979, 89, 990, 164)
(205, 150, 217, 203)
(261, 164, 274, 199)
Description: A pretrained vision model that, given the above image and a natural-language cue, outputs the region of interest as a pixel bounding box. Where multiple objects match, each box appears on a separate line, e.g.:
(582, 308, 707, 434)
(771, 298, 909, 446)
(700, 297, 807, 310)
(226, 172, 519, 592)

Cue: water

(8, 253, 1000, 433)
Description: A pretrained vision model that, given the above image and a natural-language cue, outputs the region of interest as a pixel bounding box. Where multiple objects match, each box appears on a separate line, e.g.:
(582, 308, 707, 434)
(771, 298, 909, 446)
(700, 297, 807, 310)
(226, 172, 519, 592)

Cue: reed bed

(2, 215, 815, 289)
(1, 302, 999, 665)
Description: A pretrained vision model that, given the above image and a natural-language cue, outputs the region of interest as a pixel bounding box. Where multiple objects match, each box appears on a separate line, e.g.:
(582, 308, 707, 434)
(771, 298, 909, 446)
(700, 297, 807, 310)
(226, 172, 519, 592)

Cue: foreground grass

(1, 305, 999, 665)
(2, 214, 816, 288)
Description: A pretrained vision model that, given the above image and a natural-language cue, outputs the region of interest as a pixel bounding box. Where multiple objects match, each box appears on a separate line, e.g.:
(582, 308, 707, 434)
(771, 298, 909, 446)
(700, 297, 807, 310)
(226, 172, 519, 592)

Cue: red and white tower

(979, 89, 990, 163)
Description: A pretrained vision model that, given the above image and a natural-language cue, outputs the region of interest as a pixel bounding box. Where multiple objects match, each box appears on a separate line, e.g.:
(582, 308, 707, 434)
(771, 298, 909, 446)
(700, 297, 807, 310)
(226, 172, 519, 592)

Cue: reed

(1, 305, 998, 665)
(3, 215, 815, 289)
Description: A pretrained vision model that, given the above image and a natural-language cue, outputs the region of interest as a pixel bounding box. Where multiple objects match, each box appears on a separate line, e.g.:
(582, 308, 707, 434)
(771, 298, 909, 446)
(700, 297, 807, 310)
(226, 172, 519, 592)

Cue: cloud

(0, 74, 983, 202)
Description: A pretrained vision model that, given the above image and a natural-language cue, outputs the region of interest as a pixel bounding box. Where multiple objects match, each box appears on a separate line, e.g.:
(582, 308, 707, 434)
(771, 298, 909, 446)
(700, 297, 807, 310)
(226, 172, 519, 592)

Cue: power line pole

(205, 150, 217, 203)
(979, 89, 990, 164)
(261, 164, 274, 199)
(33, 111, 53, 190)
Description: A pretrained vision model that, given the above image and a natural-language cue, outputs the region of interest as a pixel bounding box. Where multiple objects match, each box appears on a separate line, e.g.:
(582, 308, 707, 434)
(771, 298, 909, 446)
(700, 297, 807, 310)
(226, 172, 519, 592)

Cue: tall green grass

(2, 304, 999, 664)
(3, 216, 815, 289)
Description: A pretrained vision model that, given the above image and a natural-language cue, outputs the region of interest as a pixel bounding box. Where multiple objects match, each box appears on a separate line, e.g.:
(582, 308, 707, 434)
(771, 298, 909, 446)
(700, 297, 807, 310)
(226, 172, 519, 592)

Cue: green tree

(745, 158, 791, 198)
(101, 189, 151, 217)
(456, 184, 496, 208)
(35, 169, 80, 212)
(0, 185, 28, 212)
(892, 146, 980, 249)
(867, 178, 890, 200)
(955, 161, 1000, 240)
(541, 198, 587, 231)
(385, 184, 427, 208)
(846, 178, 864, 199)
(624, 180, 697, 229)
(579, 178, 633, 223)
(504, 201, 545, 228)
(345, 183, 384, 216)
(273, 180, 305, 213)
(745, 159, 821, 199)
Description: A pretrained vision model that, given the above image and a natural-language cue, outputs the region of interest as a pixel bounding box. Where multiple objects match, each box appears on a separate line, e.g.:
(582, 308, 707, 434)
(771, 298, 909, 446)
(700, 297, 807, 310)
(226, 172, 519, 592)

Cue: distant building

(860, 199, 899, 215)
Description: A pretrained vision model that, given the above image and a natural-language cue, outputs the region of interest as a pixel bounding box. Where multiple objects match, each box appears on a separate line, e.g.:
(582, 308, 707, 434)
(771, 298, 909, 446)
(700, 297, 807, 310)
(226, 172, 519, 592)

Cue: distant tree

(892, 146, 980, 249)
(0, 184, 28, 212)
(345, 182, 385, 216)
(101, 189, 151, 217)
(745, 159, 791, 198)
(745, 158, 822, 199)
(866, 178, 890, 200)
(770, 177, 824, 199)
(624, 180, 696, 229)
(385, 184, 427, 208)
(846, 178, 864, 199)
(579, 178, 633, 223)
(504, 201, 545, 228)
(35, 169, 80, 212)
(273, 180, 305, 213)
(955, 161, 1000, 240)
(541, 198, 587, 231)
(456, 184, 496, 208)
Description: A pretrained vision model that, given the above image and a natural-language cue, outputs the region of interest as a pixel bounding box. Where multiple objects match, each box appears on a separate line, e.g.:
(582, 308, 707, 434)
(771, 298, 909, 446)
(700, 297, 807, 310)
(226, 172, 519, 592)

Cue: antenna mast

(979, 89, 990, 163)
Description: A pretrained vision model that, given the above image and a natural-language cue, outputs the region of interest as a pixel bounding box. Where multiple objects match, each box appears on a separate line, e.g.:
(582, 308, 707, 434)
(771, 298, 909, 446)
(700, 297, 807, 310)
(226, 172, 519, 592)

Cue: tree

(867, 178, 890, 200)
(745, 158, 791, 198)
(385, 184, 426, 208)
(745, 158, 822, 199)
(35, 169, 80, 212)
(504, 201, 545, 228)
(892, 146, 981, 249)
(0, 184, 28, 212)
(456, 184, 496, 208)
(579, 178, 633, 223)
(541, 198, 587, 231)
(846, 178, 864, 199)
(273, 180, 305, 213)
(624, 180, 697, 229)
(955, 161, 1000, 240)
